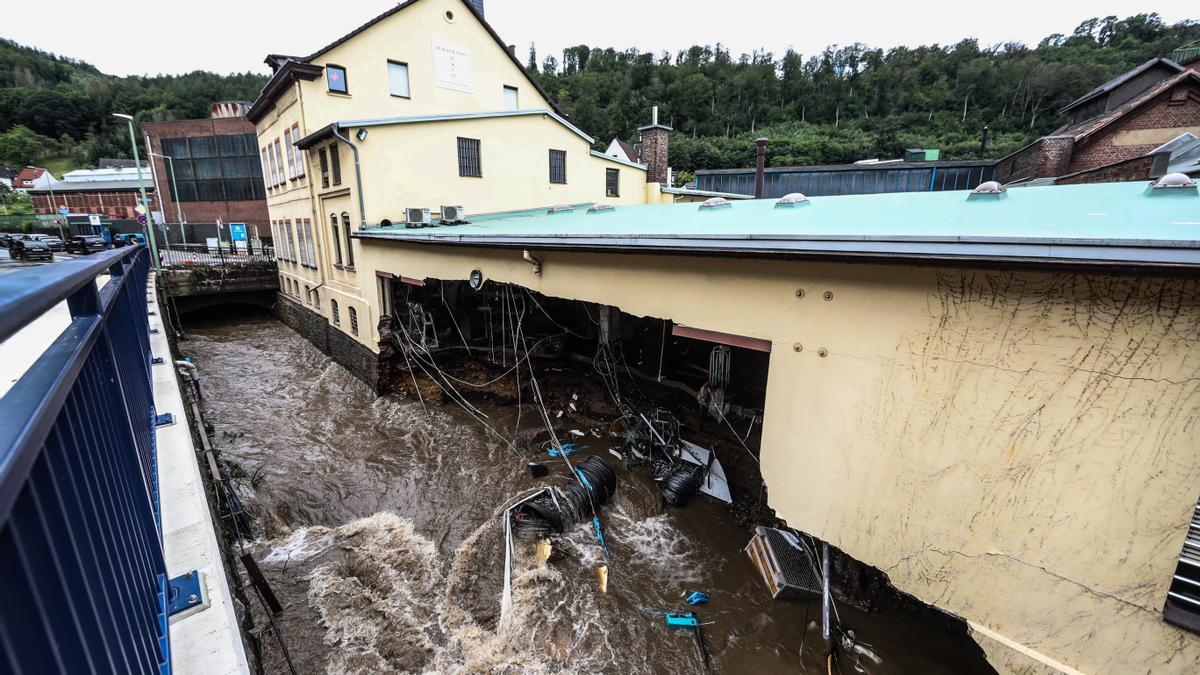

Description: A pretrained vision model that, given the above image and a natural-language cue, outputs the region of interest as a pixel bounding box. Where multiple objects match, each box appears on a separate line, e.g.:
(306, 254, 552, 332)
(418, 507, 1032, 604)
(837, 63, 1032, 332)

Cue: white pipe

(522, 249, 541, 275)
(821, 542, 831, 643)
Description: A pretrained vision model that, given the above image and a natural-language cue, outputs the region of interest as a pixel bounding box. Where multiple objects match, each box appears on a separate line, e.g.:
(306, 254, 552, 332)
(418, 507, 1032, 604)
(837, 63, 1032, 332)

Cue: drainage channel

(180, 309, 992, 674)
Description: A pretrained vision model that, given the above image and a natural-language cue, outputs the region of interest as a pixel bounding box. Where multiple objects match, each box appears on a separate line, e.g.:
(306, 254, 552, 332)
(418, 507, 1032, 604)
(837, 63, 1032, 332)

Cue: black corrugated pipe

(331, 123, 367, 229)
(754, 137, 768, 198)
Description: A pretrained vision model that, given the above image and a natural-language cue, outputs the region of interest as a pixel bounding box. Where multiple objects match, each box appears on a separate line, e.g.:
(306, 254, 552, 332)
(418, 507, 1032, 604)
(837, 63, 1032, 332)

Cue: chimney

(638, 105, 672, 184)
(754, 138, 768, 198)
(468, 0, 484, 17)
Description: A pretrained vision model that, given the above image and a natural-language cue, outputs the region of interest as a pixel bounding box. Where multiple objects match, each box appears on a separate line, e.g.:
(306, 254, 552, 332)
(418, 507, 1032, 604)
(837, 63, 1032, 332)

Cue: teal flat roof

(358, 181, 1200, 269)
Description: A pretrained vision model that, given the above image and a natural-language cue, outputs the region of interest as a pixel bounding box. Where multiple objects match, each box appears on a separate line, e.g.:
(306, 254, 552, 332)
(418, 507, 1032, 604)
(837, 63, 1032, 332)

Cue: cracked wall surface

(354, 242, 1200, 673)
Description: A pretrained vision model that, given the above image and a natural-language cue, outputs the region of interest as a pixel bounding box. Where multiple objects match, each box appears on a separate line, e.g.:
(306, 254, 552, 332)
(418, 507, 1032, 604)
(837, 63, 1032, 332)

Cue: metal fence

(696, 161, 998, 198)
(158, 241, 274, 268)
(0, 246, 170, 674)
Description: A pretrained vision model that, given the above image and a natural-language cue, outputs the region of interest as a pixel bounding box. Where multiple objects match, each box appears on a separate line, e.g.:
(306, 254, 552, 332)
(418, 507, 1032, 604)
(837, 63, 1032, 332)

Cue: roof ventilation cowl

(774, 192, 810, 208)
(586, 203, 615, 213)
(699, 197, 732, 210)
(967, 180, 1008, 201)
(1152, 172, 1197, 189)
(547, 204, 574, 214)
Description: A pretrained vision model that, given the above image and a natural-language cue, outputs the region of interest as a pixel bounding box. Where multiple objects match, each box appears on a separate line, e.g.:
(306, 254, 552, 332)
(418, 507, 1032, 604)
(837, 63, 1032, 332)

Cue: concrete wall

(355, 237, 1200, 673)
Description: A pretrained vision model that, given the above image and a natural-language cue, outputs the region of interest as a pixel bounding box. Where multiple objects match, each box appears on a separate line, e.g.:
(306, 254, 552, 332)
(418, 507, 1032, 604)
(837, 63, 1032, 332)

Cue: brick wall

(274, 294, 384, 392)
(1069, 82, 1200, 173)
(1056, 155, 1156, 185)
(994, 136, 1073, 183)
(638, 126, 670, 184)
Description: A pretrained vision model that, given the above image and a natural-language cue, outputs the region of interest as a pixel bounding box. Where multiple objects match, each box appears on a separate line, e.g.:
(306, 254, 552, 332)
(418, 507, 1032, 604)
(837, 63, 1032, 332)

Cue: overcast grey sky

(3, 0, 1194, 76)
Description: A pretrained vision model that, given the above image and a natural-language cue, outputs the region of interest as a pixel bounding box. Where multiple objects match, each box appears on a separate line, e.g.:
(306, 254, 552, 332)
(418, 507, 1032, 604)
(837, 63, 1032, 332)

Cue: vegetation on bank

(0, 13, 1196, 179)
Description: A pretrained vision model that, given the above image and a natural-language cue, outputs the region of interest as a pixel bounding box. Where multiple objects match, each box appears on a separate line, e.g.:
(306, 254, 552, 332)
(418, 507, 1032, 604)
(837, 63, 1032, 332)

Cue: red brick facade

(995, 70, 1200, 185)
(142, 116, 269, 229)
(1068, 82, 1200, 173)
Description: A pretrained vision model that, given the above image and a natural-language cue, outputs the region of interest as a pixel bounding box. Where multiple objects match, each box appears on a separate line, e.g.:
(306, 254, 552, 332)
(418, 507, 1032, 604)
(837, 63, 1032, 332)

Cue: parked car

(0, 233, 16, 247)
(6, 233, 31, 250)
(10, 238, 52, 261)
(66, 235, 109, 254)
(29, 234, 64, 252)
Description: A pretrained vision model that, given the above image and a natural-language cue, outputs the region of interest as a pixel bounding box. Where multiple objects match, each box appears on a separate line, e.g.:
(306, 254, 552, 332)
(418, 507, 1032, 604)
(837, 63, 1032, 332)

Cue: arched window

(331, 299, 340, 326)
(341, 212, 354, 269)
(330, 213, 343, 266)
(348, 306, 359, 335)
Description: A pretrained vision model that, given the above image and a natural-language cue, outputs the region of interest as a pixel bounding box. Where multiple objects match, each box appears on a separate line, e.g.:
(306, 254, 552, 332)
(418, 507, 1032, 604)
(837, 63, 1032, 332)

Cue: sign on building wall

(432, 40, 472, 92)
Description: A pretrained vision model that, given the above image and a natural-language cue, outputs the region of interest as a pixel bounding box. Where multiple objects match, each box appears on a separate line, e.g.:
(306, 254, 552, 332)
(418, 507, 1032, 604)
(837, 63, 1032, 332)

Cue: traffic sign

(134, 204, 147, 216)
(88, 215, 101, 226)
(57, 207, 70, 216)
(137, 214, 148, 225)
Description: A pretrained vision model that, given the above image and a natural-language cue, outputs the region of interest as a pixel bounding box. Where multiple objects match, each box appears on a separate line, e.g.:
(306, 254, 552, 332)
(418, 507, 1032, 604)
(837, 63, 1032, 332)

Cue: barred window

(457, 137, 481, 177)
(349, 307, 359, 335)
(549, 149, 566, 184)
(331, 299, 340, 326)
(606, 168, 620, 197)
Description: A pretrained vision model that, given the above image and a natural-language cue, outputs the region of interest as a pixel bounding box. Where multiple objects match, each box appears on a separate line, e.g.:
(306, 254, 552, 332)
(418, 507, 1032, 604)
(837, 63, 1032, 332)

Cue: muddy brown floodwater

(183, 313, 992, 674)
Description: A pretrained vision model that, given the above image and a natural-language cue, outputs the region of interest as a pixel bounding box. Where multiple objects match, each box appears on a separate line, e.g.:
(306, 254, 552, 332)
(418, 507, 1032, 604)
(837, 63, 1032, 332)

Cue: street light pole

(148, 150, 186, 247)
(113, 113, 161, 274)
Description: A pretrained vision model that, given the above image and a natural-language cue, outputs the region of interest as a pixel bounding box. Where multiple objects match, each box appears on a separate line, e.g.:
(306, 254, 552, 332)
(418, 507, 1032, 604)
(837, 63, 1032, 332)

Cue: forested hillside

(1, 12, 1197, 178)
(0, 39, 267, 173)
(529, 13, 1199, 172)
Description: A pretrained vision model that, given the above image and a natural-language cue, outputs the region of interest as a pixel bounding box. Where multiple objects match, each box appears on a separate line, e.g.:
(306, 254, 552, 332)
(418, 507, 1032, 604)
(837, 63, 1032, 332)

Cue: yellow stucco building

(248, 0, 670, 355)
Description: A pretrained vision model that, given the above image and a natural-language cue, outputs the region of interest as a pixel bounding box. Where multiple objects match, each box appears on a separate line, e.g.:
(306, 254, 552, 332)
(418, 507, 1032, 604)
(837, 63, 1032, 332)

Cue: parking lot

(0, 247, 82, 275)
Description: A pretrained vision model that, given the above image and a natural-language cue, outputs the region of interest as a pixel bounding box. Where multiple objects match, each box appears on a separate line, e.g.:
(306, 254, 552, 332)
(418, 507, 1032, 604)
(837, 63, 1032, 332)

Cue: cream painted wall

(252, 0, 660, 349)
(356, 238, 1200, 674)
(347, 115, 646, 224)
(298, 0, 552, 126)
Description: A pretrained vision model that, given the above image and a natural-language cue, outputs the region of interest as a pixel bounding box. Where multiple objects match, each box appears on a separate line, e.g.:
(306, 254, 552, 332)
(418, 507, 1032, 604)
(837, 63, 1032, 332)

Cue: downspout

(331, 123, 367, 230)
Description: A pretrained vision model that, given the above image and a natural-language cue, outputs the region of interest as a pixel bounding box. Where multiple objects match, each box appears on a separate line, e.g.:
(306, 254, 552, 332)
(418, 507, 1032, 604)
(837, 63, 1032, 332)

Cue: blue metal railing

(0, 246, 170, 674)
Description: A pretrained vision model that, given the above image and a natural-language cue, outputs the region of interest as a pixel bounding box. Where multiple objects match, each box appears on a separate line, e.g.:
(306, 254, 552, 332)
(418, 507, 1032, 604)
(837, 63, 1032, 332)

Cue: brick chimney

(637, 106, 672, 184)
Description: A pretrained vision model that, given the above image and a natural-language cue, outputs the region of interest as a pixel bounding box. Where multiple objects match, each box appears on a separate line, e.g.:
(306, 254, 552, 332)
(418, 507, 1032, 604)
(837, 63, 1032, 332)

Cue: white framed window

(262, 147, 272, 189)
(388, 61, 410, 98)
(303, 219, 316, 267)
(293, 124, 305, 177)
(284, 128, 296, 179)
(503, 85, 518, 110)
(286, 220, 297, 263)
(274, 140, 285, 187)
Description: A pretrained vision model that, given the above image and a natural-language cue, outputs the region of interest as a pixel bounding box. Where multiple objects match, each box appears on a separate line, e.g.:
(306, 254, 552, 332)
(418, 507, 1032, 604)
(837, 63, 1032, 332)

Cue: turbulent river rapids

(183, 313, 989, 674)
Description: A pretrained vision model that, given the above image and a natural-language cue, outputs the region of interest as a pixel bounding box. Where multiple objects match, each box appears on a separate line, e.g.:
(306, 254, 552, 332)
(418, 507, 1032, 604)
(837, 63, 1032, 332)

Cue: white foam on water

(259, 526, 335, 565)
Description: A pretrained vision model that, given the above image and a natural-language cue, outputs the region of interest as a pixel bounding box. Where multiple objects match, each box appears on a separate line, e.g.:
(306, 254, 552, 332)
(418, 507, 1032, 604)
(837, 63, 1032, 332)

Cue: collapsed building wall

(349, 239, 1200, 674)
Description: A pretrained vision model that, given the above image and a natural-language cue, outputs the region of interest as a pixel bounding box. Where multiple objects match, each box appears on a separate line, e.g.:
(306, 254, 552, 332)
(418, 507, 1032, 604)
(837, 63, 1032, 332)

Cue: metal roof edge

(660, 186, 753, 199)
(351, 231, 1200, 270)
(320, 109, 594, 145)
(695, 159, 998, 176)
(589, 150, 647, 170)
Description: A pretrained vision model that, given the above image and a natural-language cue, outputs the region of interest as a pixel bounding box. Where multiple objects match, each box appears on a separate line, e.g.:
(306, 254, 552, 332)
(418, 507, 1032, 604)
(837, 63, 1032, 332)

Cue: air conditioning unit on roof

(405, 207, 431, 228)
(441, 205, 465, 224)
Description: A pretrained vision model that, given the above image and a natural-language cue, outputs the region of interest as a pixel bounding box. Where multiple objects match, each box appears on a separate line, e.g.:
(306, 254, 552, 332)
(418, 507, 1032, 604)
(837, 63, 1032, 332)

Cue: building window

(293, 124, 305, 177)
(327, 65, 348, 94)
(457, 137, 481, 177)
(331, 299, 340, 326)
(284, 128, 296, 179)
(274, 140, 285, 187)
(319, 148, 329, 188)
(313, 290, 320, 309)
(261, 147, 271, 190)
(549, 149, 566, 184)
(348, 307, 359, 335)
(303, 219, 316, 268)
(304, 285, 310, 303)
(331, 213, 343, 266)
(342, 212, 354, 269)
(286, 220, 297, 264)
(388, 61, 410, 98)
(606, 168, 620, 197)
(329, 144, 342, 186)
(503, 85, 519, 110)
